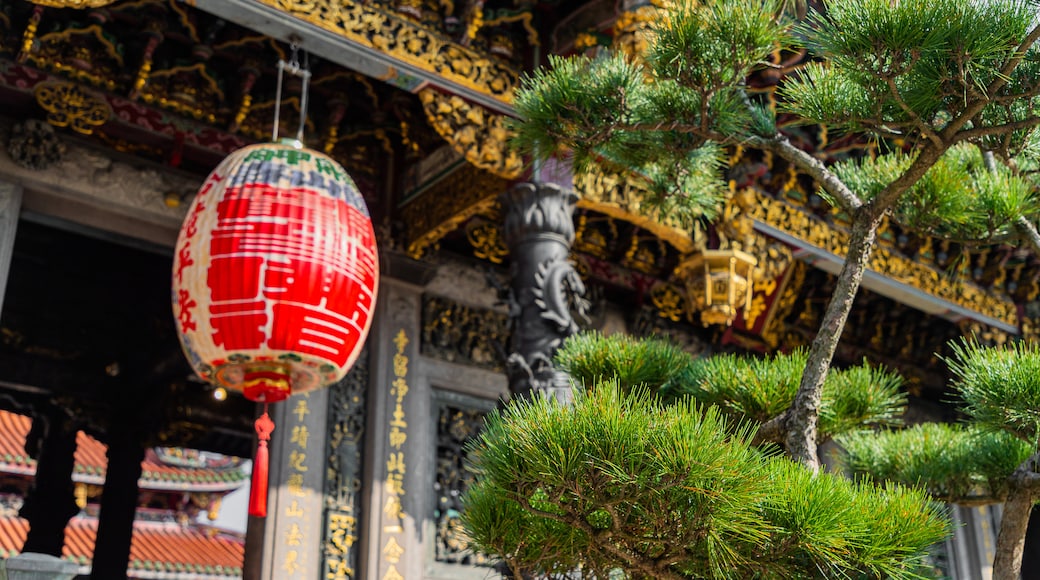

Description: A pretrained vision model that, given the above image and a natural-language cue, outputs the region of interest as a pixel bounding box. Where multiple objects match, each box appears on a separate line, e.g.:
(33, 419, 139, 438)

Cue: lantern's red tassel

(248, 409, 275, 517)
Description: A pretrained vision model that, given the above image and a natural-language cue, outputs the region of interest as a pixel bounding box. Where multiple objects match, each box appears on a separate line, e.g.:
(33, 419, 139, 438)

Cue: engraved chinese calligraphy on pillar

(378, 329, 410, 580)
(259, 391, 329, 580)
(500, 182, 587, 402)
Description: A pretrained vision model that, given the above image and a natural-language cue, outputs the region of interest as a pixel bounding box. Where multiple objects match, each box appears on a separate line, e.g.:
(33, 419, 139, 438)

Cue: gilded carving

(742, 189, 1018, 327)
(421, 294, 510, 370)
(33, 81, 110, 135)
(401, 164, 507, 258)
(139, 62, 225, 124)
(650, 282, 687, 323)
(622, 233, 667, 274)
(958, 320, 1012, 348)
(465, 220, 508, 264)
(323, 350, 367, 579)
(28, 24, 123, 91)
(419, 88, 522, 179)
(434, 403, 491, 566)
(260, 0, 518, 103)
(612, 4, 658, 60)
(28, 0, 116, 7)
(574, 213, 617, 260)
(573, 167, 694, 254)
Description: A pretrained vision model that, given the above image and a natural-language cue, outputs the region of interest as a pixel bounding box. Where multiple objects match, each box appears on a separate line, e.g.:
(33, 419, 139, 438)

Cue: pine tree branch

(515, 492, 687, 580)
(750, 134, 864, 212)
(883, 66, 943, 149)
(956, 116, 1040, 143)
(751, 411, 787, 446)
(943, 20, 1040, 140)
(874, 145, 945, 209)
(993, 22, 1040, 97)
(1015, 216, 1040, 257)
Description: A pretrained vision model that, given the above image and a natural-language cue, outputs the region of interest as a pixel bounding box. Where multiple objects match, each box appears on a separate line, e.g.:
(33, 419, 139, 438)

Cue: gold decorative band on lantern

(218, 363, 293, 403)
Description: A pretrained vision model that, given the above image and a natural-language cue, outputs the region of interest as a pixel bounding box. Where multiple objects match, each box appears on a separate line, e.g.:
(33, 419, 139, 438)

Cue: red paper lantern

(172, 141, 379, 516)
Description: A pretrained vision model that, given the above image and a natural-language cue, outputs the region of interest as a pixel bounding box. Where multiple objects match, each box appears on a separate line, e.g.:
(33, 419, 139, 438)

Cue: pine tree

(510, 0, 1040, 471)
(463, 333, 950, 578)
(839, 339, 1040, 579)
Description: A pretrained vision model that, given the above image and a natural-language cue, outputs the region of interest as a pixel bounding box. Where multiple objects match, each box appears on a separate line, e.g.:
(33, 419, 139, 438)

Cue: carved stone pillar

(19, 407, 78, 557)
(500, 182, 586, 402)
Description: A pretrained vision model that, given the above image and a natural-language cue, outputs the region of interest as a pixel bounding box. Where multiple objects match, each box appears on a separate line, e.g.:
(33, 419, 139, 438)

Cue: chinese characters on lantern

(172, 142, 379, 396)
(281, 396, 314, 577)
(382, 330, 410, 580)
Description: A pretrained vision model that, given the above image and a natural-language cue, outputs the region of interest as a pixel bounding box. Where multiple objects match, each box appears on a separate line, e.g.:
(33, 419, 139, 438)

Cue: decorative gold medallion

(34, 81, 110, 135)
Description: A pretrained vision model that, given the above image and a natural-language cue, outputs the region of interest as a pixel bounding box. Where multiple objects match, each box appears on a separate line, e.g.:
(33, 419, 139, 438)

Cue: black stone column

(90, 350, 182, 580)
(90, 420, 145, 580)
(19, 406, 79, 556)
(500, 182, 586, 402)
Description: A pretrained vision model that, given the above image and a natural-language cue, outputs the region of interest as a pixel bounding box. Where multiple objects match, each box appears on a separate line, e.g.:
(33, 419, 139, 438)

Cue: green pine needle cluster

(946, 339, 1040, 441)
(838, 423, 1033, 504)
(668, 350, 906, 440)
(511, 0, 793, 225)
(831, 145, 1039, 241)
(556, 333, 905, 440)
(786, 0, 1037, 143)
(554, 332, 692, 393)
(463, 383, 948, 579)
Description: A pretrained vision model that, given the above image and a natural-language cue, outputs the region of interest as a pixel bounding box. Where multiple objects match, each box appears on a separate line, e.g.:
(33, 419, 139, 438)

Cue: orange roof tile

(0, 515, 244, 578)
(0, 411, 247, 492)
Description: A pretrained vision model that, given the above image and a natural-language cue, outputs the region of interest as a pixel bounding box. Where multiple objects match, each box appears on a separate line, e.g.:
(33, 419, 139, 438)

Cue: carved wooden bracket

(419, 88, 522, 180)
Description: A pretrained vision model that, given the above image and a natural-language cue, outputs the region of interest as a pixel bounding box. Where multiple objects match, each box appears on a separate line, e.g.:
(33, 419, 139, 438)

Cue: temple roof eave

(757, 222, 1019, 334)
(196, 0, 517, 116)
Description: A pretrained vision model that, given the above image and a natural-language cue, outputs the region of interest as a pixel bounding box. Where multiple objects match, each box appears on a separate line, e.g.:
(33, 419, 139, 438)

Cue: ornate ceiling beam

(194, 0, 518, 116)
(745, 190, 1019, 334)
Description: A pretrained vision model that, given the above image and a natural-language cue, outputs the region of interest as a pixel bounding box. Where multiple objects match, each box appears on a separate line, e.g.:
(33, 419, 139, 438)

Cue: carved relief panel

(431, 391, 495, 569)
(322, 349, 369, 580)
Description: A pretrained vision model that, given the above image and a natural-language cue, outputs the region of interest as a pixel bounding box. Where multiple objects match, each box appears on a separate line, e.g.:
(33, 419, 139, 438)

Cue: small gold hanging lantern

(676, 249, 757, 326)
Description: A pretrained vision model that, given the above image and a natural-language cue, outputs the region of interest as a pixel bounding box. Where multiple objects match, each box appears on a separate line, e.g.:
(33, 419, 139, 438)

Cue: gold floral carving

(466, 220, 508, 264)
(402, 164, 508, 259)
(29, 0, 116, 8)
(34, 81, 110, 135)
(262, 0, 519, 104)
(419, 88, 522, 179)
(29, 24, 123, 91)
(650, 282, 687, 323)
(573, 168, 694, 254)
(958, 320, 1011, 348)
(743, 189, 1018, 327)
(612, 4, 658, 60)
(139, 63, 226, 124)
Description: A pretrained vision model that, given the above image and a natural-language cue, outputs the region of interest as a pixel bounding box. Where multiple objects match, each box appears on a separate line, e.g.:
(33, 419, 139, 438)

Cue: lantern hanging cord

(272, 41, 312, 144)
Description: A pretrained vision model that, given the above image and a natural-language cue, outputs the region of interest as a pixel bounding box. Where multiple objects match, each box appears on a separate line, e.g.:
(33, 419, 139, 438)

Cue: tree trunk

(993, 485, 1034, 580)
(784, 209, 885, 470)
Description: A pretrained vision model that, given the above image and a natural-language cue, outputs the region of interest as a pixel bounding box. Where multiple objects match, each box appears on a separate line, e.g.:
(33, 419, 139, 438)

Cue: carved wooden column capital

(500, 181, 586, 403)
